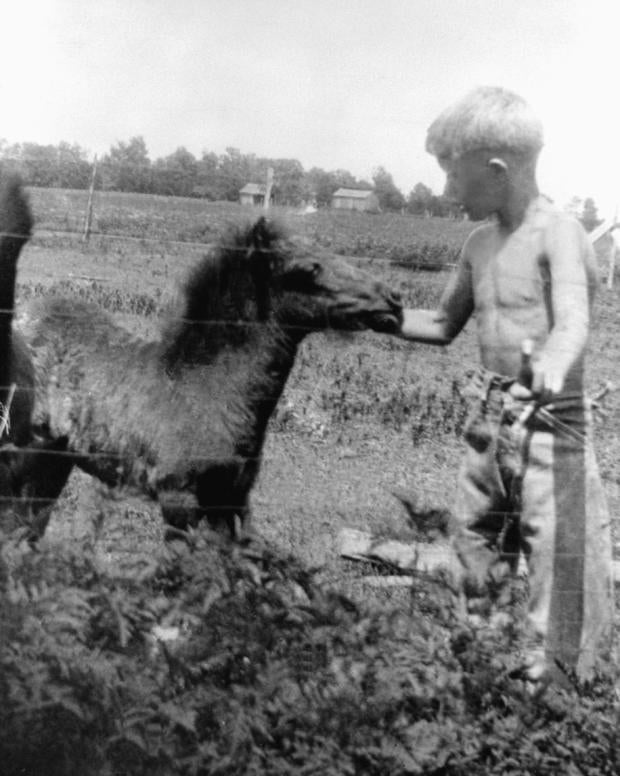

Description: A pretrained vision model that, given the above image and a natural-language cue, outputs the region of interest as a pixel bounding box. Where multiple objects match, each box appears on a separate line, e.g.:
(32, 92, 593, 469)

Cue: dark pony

(0, 172, 71, 538)
(16, 216, 402, 539)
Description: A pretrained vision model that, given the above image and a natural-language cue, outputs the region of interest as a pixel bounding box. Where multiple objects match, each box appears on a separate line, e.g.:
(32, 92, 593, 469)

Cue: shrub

(0, 529, 617, 776)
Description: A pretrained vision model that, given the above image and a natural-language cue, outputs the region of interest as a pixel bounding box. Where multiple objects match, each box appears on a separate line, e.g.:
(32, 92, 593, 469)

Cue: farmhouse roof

(239, 183, 267, 195)
(332, 188, 375, 198)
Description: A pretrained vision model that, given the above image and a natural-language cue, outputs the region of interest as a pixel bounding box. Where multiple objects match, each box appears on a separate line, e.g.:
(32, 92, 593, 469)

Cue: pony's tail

(0, 171, 32, 408)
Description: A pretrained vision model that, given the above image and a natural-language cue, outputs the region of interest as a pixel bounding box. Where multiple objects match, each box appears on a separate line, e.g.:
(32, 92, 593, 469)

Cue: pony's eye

(281, 262, 322, 291)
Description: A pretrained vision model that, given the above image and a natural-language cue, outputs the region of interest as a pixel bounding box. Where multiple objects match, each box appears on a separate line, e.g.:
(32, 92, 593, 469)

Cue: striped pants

(455, 376, 614, 681)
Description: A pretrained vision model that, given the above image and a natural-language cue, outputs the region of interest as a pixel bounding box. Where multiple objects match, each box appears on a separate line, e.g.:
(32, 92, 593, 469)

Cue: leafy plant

(0, 528, 617, 776)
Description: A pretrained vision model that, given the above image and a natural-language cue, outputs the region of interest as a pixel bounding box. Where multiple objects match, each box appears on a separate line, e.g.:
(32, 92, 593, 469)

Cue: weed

(0, 530, 617, 776)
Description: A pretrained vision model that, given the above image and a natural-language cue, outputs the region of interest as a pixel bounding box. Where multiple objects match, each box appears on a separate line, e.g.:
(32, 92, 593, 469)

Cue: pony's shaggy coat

(18, 217, 402, 537)
(0, 173, 72, 537)
(0, 172, 34, 442)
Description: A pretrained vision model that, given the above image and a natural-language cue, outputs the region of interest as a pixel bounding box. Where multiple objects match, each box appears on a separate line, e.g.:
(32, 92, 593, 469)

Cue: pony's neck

(236, 325, 301, 458)
(162, 317, 259, 370)
(160, 317, 301, 460)
(161, 244, 272, 371)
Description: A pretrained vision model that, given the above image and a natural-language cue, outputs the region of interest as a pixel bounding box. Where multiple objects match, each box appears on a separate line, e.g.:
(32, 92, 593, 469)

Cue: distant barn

(331, 188, 379, 213)
(239, 183, 270, 207)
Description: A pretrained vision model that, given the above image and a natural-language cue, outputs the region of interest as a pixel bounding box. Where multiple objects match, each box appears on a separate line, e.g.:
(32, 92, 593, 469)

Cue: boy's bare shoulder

(532, 197, 591, 256)
(460, 222, 498, 259)
(529, 195, 584, 233)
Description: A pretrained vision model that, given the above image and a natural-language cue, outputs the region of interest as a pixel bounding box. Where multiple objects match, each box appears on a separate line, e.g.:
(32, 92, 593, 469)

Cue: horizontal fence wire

(0, 222, 614, 476)
(3, 203, 613, 273)
(19, 228, 615, 285)
(31, 226, 458, 266)
(0, 187, 615, 577)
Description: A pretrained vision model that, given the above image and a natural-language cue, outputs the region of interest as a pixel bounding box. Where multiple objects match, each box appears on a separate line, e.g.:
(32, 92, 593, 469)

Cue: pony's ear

(246, 217, 276, 321)
(247, 216, 271, 251)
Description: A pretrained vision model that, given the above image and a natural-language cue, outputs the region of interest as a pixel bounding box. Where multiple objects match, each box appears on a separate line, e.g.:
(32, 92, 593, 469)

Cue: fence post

(606, 237, 615, 289)
(607, 225, 619, 290)
(263, 167, 274, 210)
(82, 155, 98, 242)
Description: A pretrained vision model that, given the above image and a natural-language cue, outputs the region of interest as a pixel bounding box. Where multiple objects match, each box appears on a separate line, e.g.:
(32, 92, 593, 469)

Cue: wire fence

(10, 223, 617, 286)
(3, 220, 617, 386)
(0, 206, 617, 580)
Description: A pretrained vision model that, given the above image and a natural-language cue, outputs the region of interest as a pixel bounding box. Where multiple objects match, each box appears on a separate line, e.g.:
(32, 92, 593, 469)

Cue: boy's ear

(488, 157, 508, 173)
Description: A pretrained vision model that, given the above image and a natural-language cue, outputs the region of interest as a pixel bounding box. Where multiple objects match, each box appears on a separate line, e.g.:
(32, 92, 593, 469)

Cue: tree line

(0, 137, 604, 225)
(0, 136, 462, 215)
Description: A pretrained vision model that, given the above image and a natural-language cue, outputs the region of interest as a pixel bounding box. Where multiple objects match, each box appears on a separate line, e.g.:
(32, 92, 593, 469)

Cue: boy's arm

(532, 217, 591, 395)
(399, 250, 474, 344)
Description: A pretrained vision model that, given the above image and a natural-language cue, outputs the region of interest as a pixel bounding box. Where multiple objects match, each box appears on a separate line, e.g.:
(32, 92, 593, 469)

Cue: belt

(463, 370, 588, 442)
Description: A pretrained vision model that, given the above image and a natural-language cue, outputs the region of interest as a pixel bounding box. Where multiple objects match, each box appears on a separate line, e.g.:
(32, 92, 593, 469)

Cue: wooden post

(263, 167, 274, 210)
(82, 155, 98, 242)
(606, 210, 618, 290)
(606, 233, 616, 290)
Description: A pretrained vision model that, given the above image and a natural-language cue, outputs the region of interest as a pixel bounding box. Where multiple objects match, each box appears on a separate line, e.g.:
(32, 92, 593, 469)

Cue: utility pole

(263, 167, 274, 210)
(605, 206, 618, 290)
(82, 155, 98, 242)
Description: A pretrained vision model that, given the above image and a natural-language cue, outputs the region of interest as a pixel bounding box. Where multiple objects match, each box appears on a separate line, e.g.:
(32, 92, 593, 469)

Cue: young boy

(398, 86, 614, 684)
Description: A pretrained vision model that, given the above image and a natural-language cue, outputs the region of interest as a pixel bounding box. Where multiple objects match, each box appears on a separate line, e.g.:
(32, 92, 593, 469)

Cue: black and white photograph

(0, 1, 618, 774)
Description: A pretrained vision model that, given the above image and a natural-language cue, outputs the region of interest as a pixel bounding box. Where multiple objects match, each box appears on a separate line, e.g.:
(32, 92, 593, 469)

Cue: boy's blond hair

(426, 86, 544, 165)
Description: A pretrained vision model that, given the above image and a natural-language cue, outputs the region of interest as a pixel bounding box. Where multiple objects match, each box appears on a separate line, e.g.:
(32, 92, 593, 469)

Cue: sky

(1, 0, 618, 216)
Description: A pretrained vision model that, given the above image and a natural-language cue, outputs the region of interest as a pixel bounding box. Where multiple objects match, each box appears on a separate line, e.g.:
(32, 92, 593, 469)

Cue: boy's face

(441, 151, 505, 221)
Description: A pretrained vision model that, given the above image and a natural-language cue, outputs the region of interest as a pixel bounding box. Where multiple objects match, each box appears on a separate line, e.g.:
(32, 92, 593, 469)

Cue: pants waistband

(463, 370, 588, 438)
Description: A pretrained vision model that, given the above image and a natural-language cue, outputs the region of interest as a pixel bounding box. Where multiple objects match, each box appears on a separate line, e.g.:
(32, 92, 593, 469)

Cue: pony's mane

(161, 217, 288, 369)
(184, 219, 286, 323)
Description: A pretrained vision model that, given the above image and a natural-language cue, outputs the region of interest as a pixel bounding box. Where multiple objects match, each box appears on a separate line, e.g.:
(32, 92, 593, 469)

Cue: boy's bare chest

(471, 229, 549, 313)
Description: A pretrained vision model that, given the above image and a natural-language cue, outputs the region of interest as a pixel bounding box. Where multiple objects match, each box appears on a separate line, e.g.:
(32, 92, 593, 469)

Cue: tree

(152, 147, 198, 197)
(216, 147, 251, 201)
(20, 143, 58, 187)
(193, 151, 220, 199)
(270, 158, 308, 206)
(430, 193, 462, 218)
(305, 168, 363, 207)
(56, 142, 92, 189)
(407, 182, 433, 215)
(0, 141, 21, 175)
(102, 136, 152, 193)
(305, 167, 336, 208)
(372, 166, 405, 212)
(580, 197, 601, 233)
(331, 169, 359, 189)
(0, 141, 92, 189)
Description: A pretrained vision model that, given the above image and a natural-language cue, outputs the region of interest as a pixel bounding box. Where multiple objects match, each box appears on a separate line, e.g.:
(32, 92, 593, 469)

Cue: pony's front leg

(159, 488, 238, 541)
(159, 495, 250, 542)
(159, 489, 201, 538)
(195, 460, 256, 538)
(0, 435, 74, 542)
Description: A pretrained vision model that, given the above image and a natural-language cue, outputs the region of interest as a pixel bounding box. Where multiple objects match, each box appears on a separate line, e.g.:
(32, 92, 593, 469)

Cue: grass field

(4, 188, 619, 774)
